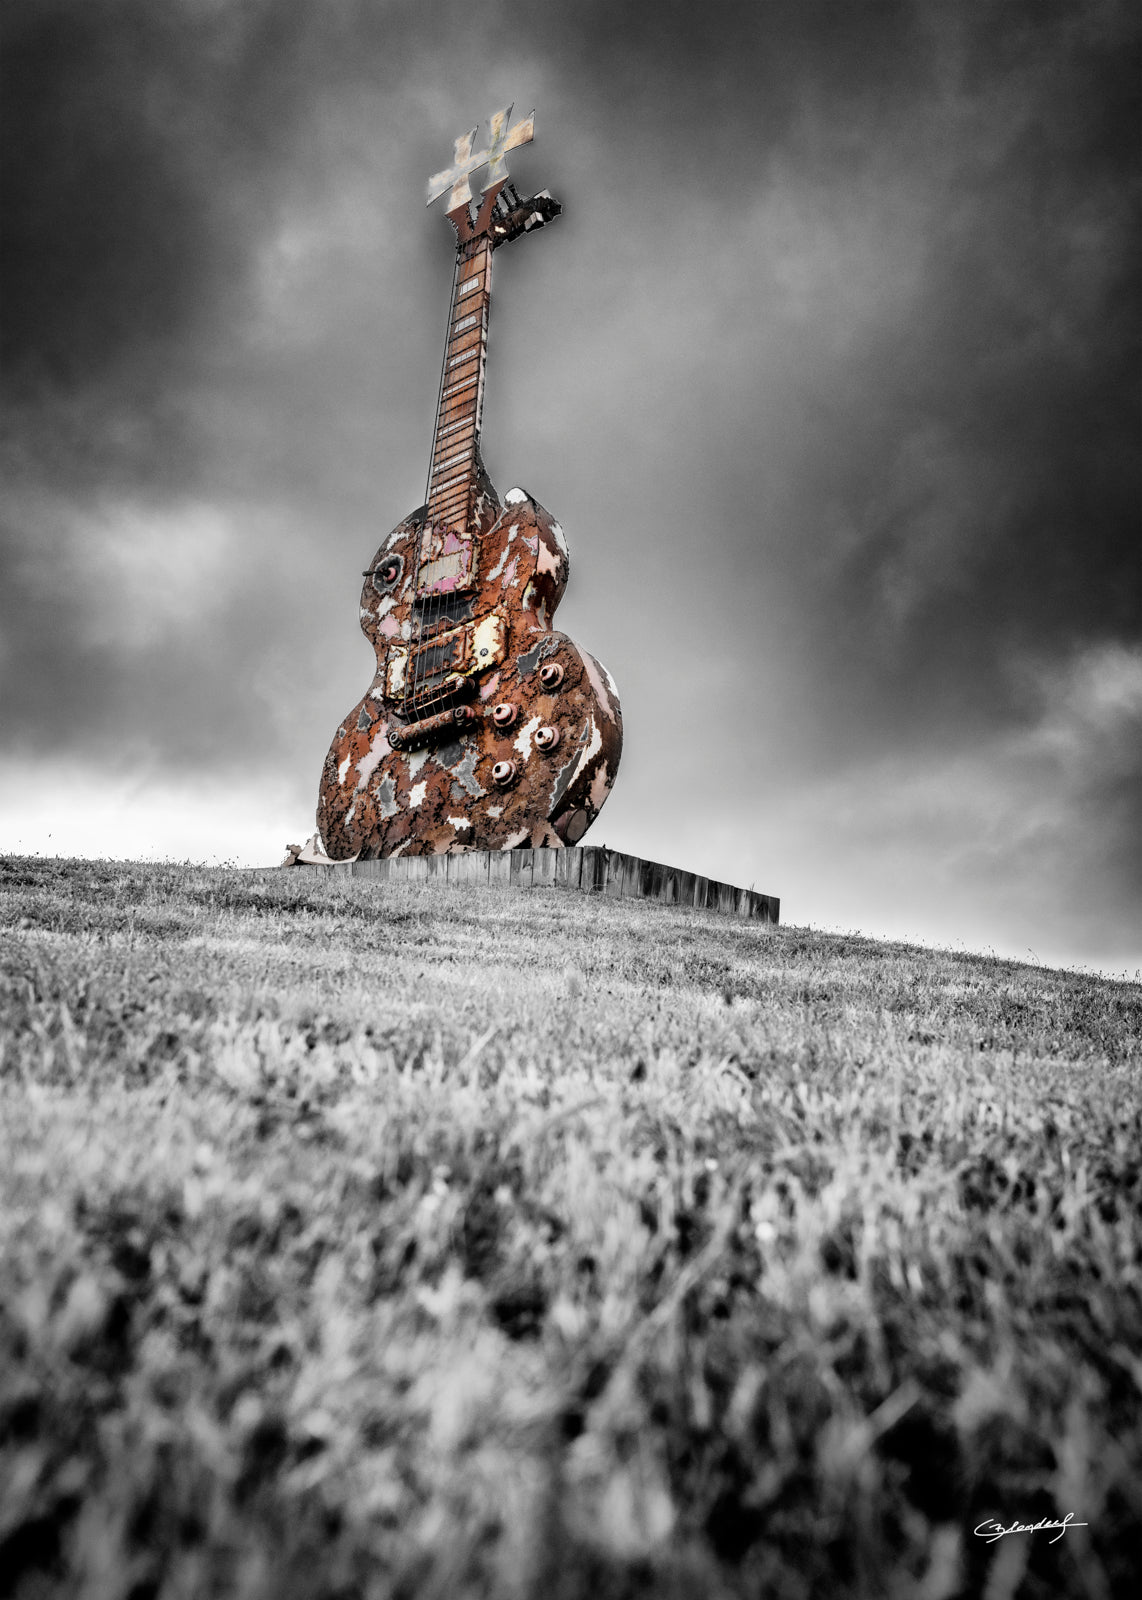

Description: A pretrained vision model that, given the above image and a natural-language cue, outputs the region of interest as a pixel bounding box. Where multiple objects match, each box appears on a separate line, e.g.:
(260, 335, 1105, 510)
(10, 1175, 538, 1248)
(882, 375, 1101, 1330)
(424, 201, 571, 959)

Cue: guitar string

(431, 232, 480, 713)
(435, 234, 477, 710)
(415, 208, 494, 724)
(413, 234, 463, 719)
(417, 242, 456, 715)
(428, 229, 485, 719)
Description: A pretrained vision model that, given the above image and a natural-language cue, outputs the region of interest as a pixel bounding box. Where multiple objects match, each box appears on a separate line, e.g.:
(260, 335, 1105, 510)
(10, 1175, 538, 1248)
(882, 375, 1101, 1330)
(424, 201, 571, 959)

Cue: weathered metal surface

(318, 481, 622, 857)
(287, 846, 781, 925)
(425, 104, 535, 210)
(317, 110, 622, 860)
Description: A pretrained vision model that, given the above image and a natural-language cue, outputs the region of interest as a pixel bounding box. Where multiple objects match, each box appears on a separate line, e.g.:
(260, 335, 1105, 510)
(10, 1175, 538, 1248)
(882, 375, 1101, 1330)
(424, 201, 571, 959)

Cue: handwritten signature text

(974, 1512, 1088, 1545)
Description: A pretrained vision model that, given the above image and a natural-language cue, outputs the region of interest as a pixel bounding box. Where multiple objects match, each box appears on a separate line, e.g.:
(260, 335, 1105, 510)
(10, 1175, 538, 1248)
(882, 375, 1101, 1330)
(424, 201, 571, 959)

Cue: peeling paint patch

(514, 714, 540, 760)
(517, 641, 543, 677)
(583, 718, 603, 765)
(376, 775, 399, 819)
(447, 815, 472, 829)
(549, 749, 580, 815)
(504, 486, 529, 505)
(581, 651, 618, 723)
(501, 827, 530, 850)
(409, 780, 428, 808)
(408, 749, 429, 779)
(355, 740, 385, 791)
(588, 759, 611, 811)
(559, 718, 603, 799)
(451, 746, 486, 797)
(337, 753, 352, 786)
(536, 534, 563, 577)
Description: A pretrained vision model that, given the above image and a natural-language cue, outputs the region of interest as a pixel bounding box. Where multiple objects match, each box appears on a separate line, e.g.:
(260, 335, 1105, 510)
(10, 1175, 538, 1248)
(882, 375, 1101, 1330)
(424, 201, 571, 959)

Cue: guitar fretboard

(426, 234, 494, 532)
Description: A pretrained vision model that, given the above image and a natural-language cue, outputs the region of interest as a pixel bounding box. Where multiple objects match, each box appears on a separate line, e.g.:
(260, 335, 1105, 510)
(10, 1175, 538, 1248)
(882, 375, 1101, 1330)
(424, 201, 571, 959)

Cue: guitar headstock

(426, 105, 560, 246)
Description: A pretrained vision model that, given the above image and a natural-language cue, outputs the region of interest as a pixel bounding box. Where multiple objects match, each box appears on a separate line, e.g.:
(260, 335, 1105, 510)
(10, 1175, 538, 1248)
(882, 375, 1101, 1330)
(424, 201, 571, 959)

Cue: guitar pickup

(416, 527, 477, 596)
(385, 610, 506, 705)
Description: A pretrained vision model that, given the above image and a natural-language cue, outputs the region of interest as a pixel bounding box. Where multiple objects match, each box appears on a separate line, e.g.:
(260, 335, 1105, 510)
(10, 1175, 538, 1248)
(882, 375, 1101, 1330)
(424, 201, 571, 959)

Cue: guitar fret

(431, 487, 470, 509)
(433, 445, 472, 470)
(426, 237, 490, 515)
(433, 447, 471, 473)
(432, 471, 470, 493)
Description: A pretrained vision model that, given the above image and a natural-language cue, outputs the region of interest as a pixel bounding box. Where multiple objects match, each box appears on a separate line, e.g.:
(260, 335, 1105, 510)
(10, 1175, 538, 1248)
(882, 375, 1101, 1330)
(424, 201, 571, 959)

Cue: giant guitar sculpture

(318, 107, 622, 859)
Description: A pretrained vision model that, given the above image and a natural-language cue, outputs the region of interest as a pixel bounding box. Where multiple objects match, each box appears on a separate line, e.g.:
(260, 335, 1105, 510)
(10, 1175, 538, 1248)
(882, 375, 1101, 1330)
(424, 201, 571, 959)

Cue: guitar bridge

(387, 702, 478, 752)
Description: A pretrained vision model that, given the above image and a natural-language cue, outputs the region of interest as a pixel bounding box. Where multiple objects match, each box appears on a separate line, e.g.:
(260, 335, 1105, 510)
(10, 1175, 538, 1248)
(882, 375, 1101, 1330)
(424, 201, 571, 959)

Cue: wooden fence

(289, 846, 779, 923)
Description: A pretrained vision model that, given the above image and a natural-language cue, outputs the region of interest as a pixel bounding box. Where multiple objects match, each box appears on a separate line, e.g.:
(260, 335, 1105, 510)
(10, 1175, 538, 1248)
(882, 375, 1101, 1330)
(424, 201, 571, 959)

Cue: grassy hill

(1, 855, 1139, 1600)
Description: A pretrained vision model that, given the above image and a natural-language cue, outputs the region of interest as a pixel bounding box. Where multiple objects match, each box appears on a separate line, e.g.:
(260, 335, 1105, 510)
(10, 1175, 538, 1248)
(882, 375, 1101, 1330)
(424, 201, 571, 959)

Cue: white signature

(975, 1512, 1089, 1545)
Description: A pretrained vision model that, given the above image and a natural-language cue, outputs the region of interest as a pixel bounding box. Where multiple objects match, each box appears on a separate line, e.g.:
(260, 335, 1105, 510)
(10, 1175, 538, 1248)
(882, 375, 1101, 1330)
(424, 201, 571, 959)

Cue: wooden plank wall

(292, 847, 779, 924)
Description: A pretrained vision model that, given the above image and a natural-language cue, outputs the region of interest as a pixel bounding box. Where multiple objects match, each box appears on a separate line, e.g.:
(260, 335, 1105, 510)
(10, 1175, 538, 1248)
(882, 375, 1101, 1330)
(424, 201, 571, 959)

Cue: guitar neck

(425, 234, 494, 532)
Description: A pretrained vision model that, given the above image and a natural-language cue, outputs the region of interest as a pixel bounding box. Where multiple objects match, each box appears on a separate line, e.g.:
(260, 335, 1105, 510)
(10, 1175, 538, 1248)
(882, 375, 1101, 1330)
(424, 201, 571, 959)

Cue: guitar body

(317, 465, 622, 859)
(316, 117, 621, 860)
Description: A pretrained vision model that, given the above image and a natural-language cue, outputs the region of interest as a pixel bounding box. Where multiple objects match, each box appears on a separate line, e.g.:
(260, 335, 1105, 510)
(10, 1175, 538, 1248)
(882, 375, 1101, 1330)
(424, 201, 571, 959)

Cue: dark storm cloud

(0, 0, 424, 764)
(577, 0, 1142, 721)
(1, 0, 1139, 962)
(2, 0, 393, 480)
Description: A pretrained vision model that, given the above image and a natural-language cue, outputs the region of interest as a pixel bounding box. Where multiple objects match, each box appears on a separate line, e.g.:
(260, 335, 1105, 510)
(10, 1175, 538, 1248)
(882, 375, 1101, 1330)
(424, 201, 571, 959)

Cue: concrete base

(288, 846, 779, 924)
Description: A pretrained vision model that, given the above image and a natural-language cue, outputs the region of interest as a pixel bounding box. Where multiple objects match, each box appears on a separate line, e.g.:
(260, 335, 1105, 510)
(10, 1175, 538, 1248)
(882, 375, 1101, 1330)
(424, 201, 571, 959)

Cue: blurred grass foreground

(1, 856, 1139, 1600)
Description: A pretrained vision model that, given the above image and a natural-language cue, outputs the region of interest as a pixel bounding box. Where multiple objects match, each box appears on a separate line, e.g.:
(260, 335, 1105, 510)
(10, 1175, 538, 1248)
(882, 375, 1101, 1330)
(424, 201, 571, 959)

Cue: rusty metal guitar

(317, 107, 622, 860)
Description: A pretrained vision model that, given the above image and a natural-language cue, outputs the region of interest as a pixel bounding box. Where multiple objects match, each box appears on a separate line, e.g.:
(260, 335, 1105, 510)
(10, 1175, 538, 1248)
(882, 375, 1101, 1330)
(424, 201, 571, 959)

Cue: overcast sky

(2, 0, 1139, 974)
